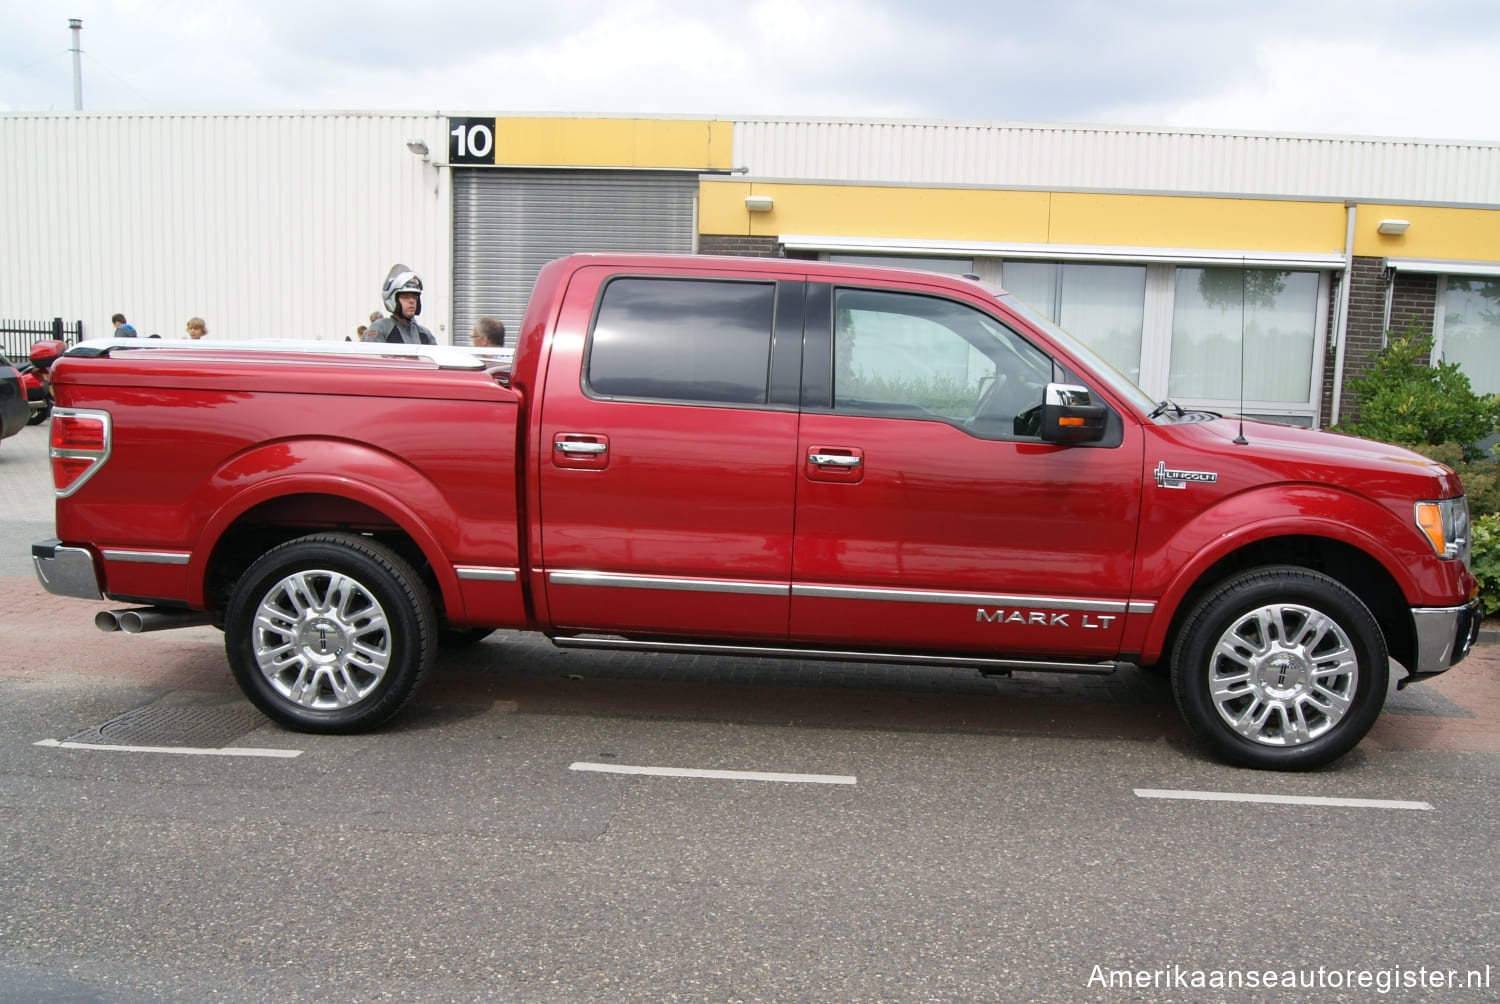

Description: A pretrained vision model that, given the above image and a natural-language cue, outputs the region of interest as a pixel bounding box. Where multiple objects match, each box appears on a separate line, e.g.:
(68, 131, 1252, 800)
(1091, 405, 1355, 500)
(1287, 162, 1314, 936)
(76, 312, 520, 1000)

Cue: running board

(548, 634, 1121, 676)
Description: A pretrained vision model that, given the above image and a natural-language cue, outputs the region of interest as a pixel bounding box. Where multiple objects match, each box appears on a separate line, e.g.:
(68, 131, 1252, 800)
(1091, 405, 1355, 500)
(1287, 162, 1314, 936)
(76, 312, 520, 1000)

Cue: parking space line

(1135, 788, 1432, 811)
(35, 739, 303, 759)
(570, 762, 856, 785)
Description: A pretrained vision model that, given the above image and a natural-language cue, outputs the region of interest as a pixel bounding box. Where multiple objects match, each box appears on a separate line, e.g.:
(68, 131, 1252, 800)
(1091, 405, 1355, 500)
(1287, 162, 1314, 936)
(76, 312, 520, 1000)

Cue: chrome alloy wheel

(1207, 602, 1358, 747)
(250, 568, 392, 710)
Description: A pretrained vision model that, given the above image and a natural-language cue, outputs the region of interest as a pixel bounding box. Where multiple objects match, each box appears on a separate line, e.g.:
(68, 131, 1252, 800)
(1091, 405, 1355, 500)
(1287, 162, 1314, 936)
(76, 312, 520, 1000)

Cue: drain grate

(65, 706, 267, 747)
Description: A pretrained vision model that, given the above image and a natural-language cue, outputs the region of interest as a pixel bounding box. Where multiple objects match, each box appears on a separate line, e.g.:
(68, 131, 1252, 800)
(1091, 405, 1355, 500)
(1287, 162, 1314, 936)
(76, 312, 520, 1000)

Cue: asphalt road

(3, 422, 1499, 1002)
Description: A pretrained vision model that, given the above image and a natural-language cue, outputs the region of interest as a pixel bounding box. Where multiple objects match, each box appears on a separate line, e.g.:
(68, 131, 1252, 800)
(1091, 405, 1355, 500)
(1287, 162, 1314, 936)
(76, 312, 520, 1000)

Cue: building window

(848, 253, 1331, 423)
(1436, 276, 1500, 396)
(1168, 267, 1319, 404)
(999, 262, 1146, 384)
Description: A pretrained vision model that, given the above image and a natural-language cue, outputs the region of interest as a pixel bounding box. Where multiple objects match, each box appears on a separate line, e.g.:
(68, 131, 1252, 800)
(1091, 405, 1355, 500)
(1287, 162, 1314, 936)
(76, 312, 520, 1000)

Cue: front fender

(1133, 484, 1441, 662)
(185, 438, 463, 618)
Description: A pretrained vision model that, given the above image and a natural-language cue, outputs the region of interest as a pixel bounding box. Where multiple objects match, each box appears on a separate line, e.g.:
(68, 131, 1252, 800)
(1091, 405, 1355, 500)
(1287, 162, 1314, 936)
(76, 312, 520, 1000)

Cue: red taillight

(52, 416, 106, 452)
(49, 409, 111, 497)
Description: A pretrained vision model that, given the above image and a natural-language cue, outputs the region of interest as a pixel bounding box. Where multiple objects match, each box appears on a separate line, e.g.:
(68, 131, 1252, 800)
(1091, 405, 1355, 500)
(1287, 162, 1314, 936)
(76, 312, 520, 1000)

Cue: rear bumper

(1404, 601, 1481, 687)
(32, 538, 102, 600)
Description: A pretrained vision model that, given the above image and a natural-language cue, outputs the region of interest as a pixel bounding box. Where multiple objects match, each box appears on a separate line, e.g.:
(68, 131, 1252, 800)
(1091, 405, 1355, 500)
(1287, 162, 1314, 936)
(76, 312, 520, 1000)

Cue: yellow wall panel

(699, 181, 755, 234)
(701, 181, 1052, 240)
(1353, 204, 1500, 261)
(702, 179, 1500, 268)
(1047, 194, 1347, 253)
(492, 117, 731, 169)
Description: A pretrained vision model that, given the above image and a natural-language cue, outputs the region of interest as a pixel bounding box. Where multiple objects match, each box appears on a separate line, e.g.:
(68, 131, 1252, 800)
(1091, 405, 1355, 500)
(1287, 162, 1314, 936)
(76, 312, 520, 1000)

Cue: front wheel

(225, 532, 437, 733)
(1171, 566, 1388, 770)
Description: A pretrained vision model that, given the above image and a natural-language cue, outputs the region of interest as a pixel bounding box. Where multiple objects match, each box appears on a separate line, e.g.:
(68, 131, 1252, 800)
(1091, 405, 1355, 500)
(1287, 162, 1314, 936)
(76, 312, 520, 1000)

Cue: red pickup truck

(32, 254, 1479, 769)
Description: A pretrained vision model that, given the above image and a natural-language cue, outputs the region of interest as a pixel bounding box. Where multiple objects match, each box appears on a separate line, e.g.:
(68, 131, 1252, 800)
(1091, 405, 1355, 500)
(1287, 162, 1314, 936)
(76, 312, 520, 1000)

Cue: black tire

(26, 402, 51, 425)
(1171, 565, 1387, 770)
(224, 532, 437, 733)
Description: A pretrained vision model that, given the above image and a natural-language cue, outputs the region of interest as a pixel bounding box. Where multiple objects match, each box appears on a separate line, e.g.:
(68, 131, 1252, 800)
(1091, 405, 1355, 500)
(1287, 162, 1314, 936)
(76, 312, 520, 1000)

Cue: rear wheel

(1171, 566, 1387, 770)
(225, 532, 436, 733)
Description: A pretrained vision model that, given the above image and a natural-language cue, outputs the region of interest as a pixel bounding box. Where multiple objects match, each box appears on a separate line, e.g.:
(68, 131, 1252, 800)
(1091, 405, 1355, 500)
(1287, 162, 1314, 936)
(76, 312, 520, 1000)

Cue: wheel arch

(1152, 534, 1414, 674)
(189, 463, 463, 624)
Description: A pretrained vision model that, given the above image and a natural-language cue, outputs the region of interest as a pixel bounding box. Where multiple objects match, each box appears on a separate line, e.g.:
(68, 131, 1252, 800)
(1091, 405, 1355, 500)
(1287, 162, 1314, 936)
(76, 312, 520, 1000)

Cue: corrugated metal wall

(3, 111, 1497, 352)
(732, 118, 1500, 204)
(0, 112, 450, 343)
(452, 169, 698, 344)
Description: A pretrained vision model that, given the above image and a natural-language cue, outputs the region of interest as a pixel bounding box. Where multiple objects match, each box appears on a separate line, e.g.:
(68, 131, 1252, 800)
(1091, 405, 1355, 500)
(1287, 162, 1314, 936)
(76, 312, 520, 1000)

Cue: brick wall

(1325, 257, 1438, 426)
(698, 235, 783, 257)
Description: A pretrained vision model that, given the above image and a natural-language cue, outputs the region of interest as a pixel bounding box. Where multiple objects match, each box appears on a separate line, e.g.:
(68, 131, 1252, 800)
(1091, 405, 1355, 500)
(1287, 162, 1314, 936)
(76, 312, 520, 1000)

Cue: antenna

(1233, 262, 1249, 445)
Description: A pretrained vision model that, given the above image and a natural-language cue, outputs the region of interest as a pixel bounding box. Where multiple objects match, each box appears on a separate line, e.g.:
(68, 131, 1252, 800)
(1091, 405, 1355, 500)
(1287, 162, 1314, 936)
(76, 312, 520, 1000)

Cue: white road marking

(35, 739, 302, 759)
(570, 762, 856, 785)
(1135, 788, 1432, 811)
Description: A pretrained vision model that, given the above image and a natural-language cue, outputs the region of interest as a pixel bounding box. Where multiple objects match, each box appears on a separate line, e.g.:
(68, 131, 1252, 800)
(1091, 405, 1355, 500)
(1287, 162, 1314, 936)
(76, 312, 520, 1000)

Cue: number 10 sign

(448, 118, 496, 165)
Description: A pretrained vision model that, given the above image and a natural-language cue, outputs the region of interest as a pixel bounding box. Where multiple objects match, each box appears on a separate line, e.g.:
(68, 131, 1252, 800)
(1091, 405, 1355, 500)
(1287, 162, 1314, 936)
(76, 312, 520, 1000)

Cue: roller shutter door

(452, 169, 698, 345)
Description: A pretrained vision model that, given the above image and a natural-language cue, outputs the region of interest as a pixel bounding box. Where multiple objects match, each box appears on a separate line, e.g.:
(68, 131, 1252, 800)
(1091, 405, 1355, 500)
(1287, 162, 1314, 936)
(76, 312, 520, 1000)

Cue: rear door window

(586, 277, 776, 405)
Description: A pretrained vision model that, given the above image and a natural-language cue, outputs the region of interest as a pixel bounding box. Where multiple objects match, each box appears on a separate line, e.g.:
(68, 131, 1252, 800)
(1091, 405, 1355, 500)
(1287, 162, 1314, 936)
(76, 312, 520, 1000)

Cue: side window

(833, 288, 1054, 437)
(587, 277, 776, 405)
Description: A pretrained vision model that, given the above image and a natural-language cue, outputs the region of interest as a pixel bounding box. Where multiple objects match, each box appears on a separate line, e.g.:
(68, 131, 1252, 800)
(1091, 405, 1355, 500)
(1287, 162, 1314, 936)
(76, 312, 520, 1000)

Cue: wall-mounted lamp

(744, 195, 774, 213)
(406, 139, 431, 160)
(1377, 218, 1410, 236)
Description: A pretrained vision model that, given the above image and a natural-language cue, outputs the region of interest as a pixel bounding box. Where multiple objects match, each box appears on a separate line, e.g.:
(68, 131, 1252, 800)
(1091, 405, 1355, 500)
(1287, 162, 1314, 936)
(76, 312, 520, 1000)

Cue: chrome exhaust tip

(116, 608, 217, 634)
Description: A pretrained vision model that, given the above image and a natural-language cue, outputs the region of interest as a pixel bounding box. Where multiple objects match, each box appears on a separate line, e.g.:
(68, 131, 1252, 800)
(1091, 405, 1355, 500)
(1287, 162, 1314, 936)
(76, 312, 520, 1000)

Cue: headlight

(1415, 497, 1471, 566)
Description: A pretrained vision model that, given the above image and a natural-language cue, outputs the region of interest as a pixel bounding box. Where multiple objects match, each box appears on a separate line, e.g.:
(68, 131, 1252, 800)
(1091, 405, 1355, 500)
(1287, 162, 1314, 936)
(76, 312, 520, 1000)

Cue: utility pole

(69, 18, 83, 110)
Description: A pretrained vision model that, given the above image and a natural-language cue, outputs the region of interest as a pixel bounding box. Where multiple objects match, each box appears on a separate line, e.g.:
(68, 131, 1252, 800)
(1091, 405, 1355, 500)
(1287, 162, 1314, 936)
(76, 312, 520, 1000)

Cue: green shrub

(1471, 513, 1500, 618)
(1341, 324, 1500, 461)
(1339, 324, 1500, 616)
(1407, 442, 1500, 519)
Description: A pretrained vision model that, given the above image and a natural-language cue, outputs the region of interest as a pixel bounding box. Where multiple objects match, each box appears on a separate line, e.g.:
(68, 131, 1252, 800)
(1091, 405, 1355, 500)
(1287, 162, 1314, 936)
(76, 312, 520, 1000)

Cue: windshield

(994, 290, 1159, 417)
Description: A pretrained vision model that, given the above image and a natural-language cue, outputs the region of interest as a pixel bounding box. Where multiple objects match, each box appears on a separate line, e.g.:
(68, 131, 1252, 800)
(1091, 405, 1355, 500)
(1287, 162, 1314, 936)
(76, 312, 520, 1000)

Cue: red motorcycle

(17, 339, 64, 425)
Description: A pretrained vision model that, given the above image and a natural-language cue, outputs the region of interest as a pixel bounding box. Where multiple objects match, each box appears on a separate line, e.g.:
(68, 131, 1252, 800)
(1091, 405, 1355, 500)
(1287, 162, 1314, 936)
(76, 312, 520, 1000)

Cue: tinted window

(587, 278, 776, 404)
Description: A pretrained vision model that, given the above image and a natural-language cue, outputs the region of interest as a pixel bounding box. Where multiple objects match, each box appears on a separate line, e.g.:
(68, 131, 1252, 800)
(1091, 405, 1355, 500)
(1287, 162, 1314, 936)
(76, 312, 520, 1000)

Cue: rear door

(789, 283, 1145, 658)
(535, 266, 804, 640)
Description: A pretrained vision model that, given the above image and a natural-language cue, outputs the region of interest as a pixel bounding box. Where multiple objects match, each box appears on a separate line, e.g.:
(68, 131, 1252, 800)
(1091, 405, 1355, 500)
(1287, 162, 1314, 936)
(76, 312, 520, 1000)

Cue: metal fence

(0, 318, 83, 361)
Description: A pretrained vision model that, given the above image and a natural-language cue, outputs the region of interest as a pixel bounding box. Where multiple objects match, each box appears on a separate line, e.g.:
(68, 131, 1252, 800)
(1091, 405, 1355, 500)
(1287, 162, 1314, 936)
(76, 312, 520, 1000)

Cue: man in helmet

(366, 265, 435, 345)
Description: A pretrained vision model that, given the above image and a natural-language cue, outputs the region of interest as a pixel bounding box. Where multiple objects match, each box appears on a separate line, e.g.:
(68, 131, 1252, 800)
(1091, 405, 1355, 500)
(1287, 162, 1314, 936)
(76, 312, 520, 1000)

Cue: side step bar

(549, 634, 1121, 676)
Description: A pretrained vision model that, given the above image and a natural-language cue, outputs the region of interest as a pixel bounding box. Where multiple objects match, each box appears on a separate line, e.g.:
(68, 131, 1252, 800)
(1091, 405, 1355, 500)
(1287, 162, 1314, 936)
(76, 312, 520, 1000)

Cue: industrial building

(2, 111, 1497, 426)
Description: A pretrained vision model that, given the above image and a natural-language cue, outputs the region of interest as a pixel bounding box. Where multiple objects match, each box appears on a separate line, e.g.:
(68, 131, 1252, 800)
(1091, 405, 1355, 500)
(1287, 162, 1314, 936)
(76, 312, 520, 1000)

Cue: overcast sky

(3, 0, 1498, 143)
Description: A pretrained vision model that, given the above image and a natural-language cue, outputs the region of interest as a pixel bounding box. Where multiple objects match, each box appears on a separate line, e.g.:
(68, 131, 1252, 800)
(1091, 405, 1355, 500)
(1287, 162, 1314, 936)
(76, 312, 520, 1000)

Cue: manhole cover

(66, 706, 266, 747)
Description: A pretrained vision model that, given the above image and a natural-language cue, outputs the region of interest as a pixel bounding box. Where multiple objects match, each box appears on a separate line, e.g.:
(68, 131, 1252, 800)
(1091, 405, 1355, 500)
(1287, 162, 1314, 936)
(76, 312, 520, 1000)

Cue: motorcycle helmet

(381, 265, 423, 315)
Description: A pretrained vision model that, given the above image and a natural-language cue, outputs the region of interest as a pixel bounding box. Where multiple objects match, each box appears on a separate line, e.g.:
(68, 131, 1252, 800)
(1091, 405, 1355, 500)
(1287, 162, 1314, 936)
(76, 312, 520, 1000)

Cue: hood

(1161, 412, 1463, 495)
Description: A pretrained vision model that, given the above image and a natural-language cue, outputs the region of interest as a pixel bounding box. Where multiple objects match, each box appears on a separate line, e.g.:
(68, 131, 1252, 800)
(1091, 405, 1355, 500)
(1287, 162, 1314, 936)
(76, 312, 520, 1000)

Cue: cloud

(2, 0, 1498, 140)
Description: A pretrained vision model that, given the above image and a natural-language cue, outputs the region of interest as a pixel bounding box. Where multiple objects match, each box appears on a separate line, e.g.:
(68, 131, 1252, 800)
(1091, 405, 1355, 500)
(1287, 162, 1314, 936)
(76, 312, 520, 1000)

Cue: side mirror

(1040, 383, 1108, 443)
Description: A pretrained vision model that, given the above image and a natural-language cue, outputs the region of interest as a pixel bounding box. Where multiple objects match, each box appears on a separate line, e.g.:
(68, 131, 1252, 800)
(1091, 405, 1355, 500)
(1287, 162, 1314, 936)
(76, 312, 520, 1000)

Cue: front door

(790, 284, 1145, 658)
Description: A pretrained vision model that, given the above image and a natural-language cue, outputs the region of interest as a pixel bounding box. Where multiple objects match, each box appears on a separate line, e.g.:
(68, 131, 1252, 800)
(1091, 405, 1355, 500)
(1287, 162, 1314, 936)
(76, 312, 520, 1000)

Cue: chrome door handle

(809, 453, 862, 467)
(555, 441, 607, 455)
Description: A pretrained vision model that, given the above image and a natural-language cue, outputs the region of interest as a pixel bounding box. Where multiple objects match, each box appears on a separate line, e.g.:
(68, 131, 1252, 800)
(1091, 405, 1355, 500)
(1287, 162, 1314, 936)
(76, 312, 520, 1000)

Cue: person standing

(111, 313, 137, 337)
(365, 265, 435, 345)
(471, 315, 505, 347)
